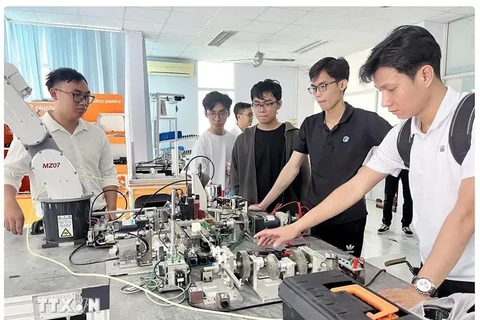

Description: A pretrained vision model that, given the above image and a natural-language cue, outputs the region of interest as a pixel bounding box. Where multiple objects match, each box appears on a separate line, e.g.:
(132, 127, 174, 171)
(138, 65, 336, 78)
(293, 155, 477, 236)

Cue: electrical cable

(90, 189, 128, 221)
(187, 298, 282, 312)
(127, 232, 149, 257)
(182, 155, 216, 189)
(68, 243, 119, 266)
(365, 269, 387, 287)
(133, 179, 190, 219)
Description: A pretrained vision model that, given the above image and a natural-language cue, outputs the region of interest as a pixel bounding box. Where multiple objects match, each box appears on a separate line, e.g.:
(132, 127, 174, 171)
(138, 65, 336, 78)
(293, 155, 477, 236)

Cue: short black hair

(309, 57, 350, 82)
(250, 79, 282, 101)
(233, 102, 252, 118)
(359, 25, 442, 83)
(202, 91, 232, 111)
(45, 67, 88, 90)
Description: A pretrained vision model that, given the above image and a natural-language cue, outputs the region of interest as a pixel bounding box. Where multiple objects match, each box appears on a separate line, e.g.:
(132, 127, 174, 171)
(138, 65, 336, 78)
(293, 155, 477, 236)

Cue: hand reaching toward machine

(254, 224, 301, 248)
(248, 204, 265, 211)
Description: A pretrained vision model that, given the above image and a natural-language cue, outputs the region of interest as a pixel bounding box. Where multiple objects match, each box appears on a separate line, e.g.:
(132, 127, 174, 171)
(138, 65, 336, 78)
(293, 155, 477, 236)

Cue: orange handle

(331, 284, 399, 320)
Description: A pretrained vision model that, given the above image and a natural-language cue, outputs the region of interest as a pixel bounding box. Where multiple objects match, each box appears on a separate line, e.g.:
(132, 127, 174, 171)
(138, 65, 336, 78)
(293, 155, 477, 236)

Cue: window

(198, 61, 234, 89)
(197, 61, 235, 134)
(445, 76, 475, 93)
(445, 16, 475, 76)
(443, 16, 475, 93)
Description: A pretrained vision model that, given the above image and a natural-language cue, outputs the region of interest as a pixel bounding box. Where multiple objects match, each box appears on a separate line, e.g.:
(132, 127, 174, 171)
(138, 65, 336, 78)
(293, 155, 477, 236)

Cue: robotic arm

(4, 62, 84, 200)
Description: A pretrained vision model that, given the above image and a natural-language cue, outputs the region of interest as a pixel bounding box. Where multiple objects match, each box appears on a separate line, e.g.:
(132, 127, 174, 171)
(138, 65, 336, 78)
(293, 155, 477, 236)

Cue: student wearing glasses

(4, 68, 118, 235)
(230, 79, 310, 214)
(230, 102, 254, 137)
(250, 59, 391, 257)
(191, 91, 237, 190)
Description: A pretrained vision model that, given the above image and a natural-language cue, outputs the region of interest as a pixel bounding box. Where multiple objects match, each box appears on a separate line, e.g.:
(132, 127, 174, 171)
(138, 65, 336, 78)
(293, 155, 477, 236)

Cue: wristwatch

(411, 276, 437, 297)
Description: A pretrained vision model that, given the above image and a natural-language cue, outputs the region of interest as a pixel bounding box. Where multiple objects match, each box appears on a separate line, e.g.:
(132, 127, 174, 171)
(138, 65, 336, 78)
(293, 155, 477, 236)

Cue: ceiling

(4, 6, 475, 67)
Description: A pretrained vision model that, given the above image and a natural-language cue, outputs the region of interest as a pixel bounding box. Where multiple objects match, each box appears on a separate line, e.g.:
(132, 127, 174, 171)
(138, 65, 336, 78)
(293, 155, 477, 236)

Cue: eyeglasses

(252, 100, 277, 110)
(207, 110, 229, 119)
(307, 80, 337, 94)
(55, 88, 95, 104)
(242, 112, 254, 118)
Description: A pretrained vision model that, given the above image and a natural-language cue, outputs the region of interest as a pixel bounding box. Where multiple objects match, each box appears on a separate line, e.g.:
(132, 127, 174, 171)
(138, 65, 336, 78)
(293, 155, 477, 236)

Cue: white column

(124, 30, 152, 172)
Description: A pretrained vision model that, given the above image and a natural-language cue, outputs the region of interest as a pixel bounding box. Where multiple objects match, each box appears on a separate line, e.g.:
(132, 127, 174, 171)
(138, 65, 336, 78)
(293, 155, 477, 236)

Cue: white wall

(148, 68, 199, 151)
(234, 64, 299, 126)
(296, 68, 315, 126)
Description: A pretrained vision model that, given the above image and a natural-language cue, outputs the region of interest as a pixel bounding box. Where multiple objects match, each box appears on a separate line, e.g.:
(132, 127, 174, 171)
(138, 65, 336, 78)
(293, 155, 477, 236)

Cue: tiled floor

(362, 200, 421, 283)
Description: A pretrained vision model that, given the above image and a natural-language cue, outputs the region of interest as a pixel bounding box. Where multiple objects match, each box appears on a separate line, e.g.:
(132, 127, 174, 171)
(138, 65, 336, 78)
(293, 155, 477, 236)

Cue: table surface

(4, 231, 409, 320)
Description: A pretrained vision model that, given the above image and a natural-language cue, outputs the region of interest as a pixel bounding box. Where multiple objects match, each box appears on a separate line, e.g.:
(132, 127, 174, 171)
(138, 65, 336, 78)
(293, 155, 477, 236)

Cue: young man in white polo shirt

(4, 68, 119, 235)
(255, 25, 475, 308)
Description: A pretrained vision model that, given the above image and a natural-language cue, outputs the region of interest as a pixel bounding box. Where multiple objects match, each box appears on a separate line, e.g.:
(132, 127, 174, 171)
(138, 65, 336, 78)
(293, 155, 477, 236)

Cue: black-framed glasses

(307, 80, 337, 94)
(55, 88, 95, 104)
(206, 110, 229, 119)
(252, 100, 277, 110)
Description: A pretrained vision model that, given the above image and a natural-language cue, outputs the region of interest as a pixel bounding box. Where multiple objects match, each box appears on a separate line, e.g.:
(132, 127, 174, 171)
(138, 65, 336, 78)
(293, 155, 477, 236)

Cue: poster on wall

(28, 94, 123, 123)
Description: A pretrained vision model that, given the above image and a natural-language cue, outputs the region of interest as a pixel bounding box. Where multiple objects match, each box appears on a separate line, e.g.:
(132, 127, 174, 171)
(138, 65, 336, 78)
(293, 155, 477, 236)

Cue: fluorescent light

(293, 40, 330, 54)
(207, 30, 238, 47)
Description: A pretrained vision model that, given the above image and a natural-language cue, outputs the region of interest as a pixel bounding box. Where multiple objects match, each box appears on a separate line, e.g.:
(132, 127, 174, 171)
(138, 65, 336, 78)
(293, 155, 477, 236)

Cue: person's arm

(229, 140, 240, 194)
(293, 166, 386, 232)
(255, 124, 405, 247)
(98, 133, 119, 215)
(298, 154, 311, 203)
(102, 186, 119, 211)
(256, 151, 307, 210)
(4, 137, 31, 235)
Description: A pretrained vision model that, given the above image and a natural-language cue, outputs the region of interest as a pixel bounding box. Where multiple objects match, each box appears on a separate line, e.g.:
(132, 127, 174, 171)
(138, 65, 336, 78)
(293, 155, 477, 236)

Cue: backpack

(397, 92, 475, 168)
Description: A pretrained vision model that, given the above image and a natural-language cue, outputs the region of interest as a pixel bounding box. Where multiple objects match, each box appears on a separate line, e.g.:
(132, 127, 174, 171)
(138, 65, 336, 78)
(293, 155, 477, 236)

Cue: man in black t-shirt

(250, 58, 392, 257)
(230, 79, 310, 213)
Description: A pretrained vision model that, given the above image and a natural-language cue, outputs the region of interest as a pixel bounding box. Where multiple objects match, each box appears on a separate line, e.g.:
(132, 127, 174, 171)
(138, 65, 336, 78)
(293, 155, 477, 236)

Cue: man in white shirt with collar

(4, 67, 119, 235)
(255, 25, 475, 309)
(230, 102, 253, 137)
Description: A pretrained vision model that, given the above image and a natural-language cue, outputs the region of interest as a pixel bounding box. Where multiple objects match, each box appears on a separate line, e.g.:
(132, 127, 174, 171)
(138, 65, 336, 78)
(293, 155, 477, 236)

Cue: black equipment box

(279, 269, 420, 320)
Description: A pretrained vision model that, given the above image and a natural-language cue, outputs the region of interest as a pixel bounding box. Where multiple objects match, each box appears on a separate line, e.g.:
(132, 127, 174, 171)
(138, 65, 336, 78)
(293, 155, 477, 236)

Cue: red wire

(272, 201, 300, 214)
(297, 202, 302, 218)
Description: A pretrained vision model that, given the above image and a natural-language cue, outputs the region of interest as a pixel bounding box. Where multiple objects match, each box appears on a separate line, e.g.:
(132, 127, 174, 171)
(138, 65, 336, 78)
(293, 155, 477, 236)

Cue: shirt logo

(346, 244, 355, 251)
(342, 136, 350, 143)
(440, 145, 445, 152)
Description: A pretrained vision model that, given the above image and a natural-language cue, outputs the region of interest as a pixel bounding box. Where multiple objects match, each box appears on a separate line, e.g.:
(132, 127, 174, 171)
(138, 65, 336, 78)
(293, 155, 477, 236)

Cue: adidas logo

(346, 244, 355, 251)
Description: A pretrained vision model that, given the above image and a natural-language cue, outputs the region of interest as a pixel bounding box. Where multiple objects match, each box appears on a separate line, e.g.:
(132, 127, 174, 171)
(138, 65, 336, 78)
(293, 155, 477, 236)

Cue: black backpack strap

(397, 119, 414, 168)
(449, 92, 475, 165)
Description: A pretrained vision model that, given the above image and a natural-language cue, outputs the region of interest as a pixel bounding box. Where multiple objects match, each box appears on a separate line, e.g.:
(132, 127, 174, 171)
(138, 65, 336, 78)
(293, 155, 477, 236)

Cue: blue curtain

(4, 20, 126, 100)
(4, 20, 44, 99)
